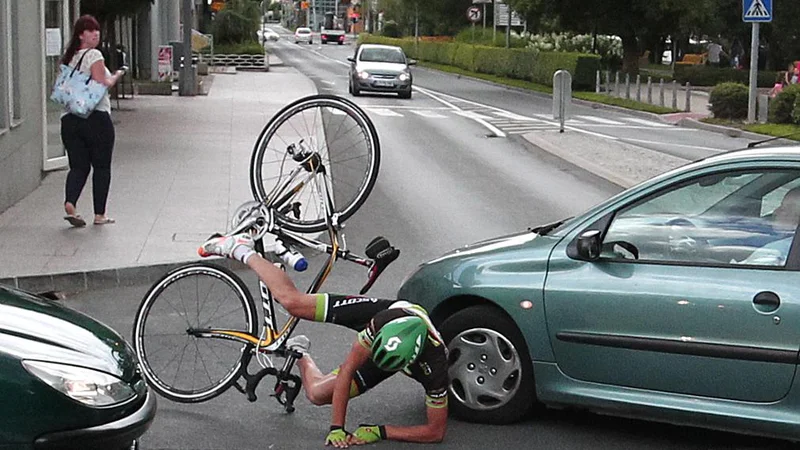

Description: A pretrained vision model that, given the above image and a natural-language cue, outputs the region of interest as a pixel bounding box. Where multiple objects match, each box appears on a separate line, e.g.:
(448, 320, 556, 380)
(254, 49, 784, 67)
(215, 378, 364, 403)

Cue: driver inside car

(740, 186, 800, 265)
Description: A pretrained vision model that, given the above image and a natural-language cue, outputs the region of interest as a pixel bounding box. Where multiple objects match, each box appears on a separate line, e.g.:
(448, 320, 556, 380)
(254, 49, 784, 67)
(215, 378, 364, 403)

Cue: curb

(678, 118, 798, 145)
(0, 258, 246, 296)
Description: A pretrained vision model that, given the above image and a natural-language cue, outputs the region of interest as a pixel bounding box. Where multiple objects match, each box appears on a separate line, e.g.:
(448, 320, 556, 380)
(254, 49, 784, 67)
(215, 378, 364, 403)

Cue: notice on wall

(158, 45, 173, 82)
(46, 28, 62, 57)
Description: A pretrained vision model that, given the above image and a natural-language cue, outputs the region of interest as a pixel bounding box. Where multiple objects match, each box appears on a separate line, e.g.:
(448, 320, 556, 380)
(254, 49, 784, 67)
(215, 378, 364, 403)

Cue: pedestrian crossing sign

(743, 0, 772, 22)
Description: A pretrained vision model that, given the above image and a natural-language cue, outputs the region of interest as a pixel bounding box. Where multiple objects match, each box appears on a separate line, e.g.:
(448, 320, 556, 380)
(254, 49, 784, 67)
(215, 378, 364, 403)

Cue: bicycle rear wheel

(133, 263, 258, 403)
(250, 94, 380, 233)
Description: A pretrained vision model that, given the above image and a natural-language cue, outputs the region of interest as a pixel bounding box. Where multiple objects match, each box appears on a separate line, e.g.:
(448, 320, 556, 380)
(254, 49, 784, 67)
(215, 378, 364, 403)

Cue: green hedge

(357, 34, 600, 89)
(769, 84, 800, 124)
(709, 82, 748, 119)
(673, 65, 778, 88)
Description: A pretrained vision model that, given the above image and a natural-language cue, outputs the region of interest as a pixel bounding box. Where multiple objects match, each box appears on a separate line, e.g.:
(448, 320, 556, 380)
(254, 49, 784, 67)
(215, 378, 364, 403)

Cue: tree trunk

(620, 33, 639, 74)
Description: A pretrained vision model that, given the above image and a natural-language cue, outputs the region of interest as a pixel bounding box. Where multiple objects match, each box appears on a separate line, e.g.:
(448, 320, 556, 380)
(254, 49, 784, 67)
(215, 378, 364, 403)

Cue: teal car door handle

(753, 291, 780, 312)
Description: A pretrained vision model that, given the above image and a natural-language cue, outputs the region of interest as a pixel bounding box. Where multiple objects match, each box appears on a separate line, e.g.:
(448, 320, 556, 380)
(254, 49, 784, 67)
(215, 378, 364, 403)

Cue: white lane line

(534, 113, 553, 120)
(453, 110, 494, 120)
(367, 108, 403, 117)
(415, 86, 505, 138)
(503, 125, 554, 131)
(492, 111, 540, 121)
(575, 115, 623, 125)
(411, 110, 447, 119)
(623, 117, 673, 127)
(622, 138, 723, 152)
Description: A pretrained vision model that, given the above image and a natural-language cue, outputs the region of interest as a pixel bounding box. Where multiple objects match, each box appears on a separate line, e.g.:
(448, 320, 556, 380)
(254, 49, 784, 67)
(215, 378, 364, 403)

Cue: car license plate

(374, 80, 394, 87)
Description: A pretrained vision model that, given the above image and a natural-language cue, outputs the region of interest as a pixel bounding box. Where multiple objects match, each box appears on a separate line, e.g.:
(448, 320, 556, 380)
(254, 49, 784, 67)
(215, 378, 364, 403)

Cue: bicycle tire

(133, 263, 258, 403)
(250, 94, 381, 233)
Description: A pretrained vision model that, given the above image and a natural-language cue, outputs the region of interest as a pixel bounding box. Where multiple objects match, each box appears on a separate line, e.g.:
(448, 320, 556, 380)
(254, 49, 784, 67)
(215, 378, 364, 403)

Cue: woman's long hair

(61, 15, 100, 65)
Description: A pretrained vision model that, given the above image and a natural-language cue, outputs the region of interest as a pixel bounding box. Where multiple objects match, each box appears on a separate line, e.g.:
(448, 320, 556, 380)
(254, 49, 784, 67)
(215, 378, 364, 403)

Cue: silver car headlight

(23, 360, 136, 407)
(358, 71, 370, 80)
(398, 73, 410, 82)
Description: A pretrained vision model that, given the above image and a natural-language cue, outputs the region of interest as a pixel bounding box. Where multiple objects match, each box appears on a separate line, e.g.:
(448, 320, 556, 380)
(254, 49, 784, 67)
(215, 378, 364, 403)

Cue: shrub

(212, 0, 260, 44)
(769, 84, 800, 124)
(532, 52, 601, 89)
(214, 41, 264, 55)
(381, 21, 402, 38)
(709, 82, 748, 119)
(454, 27, 526, 48)
(674, 65, 777, 88)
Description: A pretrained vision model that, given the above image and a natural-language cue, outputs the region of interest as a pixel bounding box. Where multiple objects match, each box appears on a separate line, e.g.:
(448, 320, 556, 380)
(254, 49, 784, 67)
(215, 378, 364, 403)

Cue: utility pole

(179, 0, 194, 96)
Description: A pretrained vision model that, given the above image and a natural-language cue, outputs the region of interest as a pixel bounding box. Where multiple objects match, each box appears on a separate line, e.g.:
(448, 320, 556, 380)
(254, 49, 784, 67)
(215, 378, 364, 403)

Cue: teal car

(0, 285, 155, 449)
(397, 147, 800, 441)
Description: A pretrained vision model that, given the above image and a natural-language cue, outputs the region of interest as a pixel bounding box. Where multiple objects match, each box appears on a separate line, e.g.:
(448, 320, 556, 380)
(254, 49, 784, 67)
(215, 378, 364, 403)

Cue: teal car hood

(0, 286, 137, 380)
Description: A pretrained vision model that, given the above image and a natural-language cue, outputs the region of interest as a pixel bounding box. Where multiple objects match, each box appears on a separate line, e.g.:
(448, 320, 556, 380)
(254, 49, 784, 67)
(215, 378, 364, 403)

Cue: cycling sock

(233, 245, 256, 264)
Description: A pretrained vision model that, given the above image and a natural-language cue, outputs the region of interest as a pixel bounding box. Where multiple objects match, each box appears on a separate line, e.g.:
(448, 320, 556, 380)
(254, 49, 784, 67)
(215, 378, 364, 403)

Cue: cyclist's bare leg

(246, 254, 317, 320)
(295, 355, 337, 405)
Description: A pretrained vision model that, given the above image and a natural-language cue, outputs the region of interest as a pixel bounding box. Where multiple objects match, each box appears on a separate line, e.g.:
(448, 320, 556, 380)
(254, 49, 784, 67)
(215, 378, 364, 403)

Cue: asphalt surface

(58, 31, 800, 449)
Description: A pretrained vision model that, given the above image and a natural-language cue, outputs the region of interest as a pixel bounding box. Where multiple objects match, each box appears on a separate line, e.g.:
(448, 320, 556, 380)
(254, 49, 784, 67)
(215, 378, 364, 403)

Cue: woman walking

(60, 15, 124, 227)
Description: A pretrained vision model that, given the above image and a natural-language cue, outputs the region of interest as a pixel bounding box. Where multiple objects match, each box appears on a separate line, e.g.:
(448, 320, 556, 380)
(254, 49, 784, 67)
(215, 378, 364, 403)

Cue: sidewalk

(0, 64, 315, 293)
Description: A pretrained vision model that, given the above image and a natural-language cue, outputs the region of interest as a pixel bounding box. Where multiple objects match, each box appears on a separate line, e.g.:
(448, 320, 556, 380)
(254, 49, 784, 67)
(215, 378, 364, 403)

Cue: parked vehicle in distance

(398, 146, 800, 442)
(294, 27, 312, 44)
(348, 44, 415, 99)
(0, 284, 156, 449)
(261, 28, 280, 42)
(320, 28, 345, 45)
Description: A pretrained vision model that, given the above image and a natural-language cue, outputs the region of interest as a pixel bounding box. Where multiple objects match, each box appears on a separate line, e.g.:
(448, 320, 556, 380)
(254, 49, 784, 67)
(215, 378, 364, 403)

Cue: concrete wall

(0, 1, 44, 213)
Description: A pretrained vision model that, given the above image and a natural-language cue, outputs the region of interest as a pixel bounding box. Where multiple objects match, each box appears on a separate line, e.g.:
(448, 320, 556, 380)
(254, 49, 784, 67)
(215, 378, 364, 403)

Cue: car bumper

(34, 390, 157, 450)
(355, 78, 411, 92)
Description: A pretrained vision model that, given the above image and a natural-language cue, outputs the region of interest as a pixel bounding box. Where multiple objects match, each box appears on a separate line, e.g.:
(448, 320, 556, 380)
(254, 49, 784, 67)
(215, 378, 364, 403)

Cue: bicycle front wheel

(133, 263, 258, 403)
(250, 94, 381, 233)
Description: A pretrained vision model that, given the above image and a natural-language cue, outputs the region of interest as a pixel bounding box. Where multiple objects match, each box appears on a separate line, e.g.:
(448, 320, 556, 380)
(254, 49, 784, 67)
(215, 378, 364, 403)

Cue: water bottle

(274, 241, 308, 272)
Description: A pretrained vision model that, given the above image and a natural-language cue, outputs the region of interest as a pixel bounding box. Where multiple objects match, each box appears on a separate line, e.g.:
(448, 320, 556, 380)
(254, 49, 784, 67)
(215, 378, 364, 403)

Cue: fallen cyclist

(199, 232, 448, 447)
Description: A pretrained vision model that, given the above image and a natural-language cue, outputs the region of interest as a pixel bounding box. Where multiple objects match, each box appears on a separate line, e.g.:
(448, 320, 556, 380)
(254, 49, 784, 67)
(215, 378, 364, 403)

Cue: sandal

(64, 215, 87, 228)
(94, 217, 116, 225)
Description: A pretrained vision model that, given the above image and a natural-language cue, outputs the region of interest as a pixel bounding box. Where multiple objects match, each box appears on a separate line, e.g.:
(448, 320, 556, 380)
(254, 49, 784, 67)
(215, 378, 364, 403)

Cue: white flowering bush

(526, 33, 622, 70)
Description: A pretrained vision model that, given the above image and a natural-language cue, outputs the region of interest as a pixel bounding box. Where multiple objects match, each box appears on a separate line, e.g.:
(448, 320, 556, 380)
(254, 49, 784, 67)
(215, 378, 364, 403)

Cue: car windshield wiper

(747, 131, 800, 148)
(529, 218, 571, 236)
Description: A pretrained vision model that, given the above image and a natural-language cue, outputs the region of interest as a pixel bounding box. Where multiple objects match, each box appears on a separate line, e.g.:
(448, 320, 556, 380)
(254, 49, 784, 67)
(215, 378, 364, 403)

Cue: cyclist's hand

(350, 424, 385, 445)
(325, 426, 350, 448)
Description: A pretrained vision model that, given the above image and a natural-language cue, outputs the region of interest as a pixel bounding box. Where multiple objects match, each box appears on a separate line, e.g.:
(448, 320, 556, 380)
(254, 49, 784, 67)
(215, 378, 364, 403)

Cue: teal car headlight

(22, 360, 136, 407)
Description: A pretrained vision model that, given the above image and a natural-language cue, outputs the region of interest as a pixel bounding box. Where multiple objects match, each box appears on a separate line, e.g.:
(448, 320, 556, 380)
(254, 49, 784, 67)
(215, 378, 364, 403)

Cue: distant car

(320, 28, 345, 45)
(294, 27, 313, 44)
(397, 146, 800, 441)
(348, 44, 415, 99)
(262, 28, 280, 42)
(0, 284, 155, 448)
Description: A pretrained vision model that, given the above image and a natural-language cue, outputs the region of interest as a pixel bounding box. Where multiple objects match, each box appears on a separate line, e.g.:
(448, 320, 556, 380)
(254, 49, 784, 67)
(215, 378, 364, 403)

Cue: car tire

(352, 82, 361, 97)
(440, 305, 536, 424)
(338, 41, 344, 45)
(398, 88, 412, 99)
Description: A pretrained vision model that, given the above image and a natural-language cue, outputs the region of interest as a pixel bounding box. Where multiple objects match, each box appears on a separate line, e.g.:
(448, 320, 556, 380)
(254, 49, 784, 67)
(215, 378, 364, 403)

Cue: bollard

(625, 73, 631, 99)
(659, 79, 665, 107)
(647, 77, 653, 104)
(636, 75, 641, 102)
(672, 80, 678, 110)
(615, 72, 620, 97)
(758, 94, 770, 123)
(684, 82, 691, 112)
(596, 71, 601, 94)
(605, 70, 610, 94)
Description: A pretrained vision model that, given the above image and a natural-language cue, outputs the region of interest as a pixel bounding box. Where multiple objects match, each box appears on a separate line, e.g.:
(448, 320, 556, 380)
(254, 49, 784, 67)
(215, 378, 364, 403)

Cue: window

(602, 170, 800, 267)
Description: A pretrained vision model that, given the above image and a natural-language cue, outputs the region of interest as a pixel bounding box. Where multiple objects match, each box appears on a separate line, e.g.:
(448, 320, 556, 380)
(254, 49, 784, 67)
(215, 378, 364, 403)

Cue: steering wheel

(665, 217, 710, 259)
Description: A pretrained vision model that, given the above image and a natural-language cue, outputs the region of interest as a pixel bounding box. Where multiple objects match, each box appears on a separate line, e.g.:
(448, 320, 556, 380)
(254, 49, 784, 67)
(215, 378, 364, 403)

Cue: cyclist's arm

(331, 340, 371, 428)
(382, 403, 447, 443)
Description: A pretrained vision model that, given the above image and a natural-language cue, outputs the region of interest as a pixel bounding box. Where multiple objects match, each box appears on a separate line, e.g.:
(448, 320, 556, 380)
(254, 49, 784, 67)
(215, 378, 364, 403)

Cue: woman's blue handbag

(50, 51, 107, 119)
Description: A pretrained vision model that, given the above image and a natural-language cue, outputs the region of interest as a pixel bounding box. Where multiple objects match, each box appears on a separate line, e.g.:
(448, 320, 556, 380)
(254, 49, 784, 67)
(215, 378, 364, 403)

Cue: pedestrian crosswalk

(354, 105, 675, 135)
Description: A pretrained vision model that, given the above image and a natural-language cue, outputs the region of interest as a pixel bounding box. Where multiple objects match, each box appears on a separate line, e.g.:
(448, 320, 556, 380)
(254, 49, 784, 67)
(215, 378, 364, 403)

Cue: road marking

(411, 110, 447, 119)
(321, 80, 336, 86)
(415, 86, 505, 138)
(623, 117, 672, 127)
(453, 110, 494, 120)
(575, 115, 623, 125)
(491, 111, 540, 121)
(622, 138, 723, 152)
(367, 108, 403, 117)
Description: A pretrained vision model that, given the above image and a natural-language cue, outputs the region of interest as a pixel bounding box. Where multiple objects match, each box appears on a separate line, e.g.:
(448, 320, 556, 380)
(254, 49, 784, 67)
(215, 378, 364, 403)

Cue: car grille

(371, 73, 398, 80)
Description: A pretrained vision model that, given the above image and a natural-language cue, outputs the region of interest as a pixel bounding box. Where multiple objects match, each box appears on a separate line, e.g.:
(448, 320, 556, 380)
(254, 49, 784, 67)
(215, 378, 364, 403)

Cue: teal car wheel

(441, 306, 535, 424)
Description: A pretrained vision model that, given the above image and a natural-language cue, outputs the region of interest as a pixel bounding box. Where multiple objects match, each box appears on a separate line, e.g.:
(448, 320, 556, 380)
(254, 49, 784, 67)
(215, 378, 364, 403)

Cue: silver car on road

(348, 44, 416, 99)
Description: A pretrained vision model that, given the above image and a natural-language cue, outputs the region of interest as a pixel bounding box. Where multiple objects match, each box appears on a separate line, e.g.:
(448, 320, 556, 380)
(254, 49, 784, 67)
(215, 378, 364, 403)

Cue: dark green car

(398, 147, 800, 441)
(0, 285, 155, 449)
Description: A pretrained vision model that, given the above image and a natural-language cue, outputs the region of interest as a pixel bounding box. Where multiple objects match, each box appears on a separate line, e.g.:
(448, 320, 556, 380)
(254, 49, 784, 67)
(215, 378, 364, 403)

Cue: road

(63, 32, 796, 449)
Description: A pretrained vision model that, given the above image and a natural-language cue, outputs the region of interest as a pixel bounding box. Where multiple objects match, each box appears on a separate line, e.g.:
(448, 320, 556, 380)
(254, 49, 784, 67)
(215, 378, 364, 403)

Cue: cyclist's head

(370, 316, 428, 371)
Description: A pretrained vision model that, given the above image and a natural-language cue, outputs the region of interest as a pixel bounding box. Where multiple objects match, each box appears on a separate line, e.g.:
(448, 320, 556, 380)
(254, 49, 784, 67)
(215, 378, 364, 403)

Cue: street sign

(743, 0, 772, 22)
(494, 2, 524, 27)
(467, 6, 481, 23)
